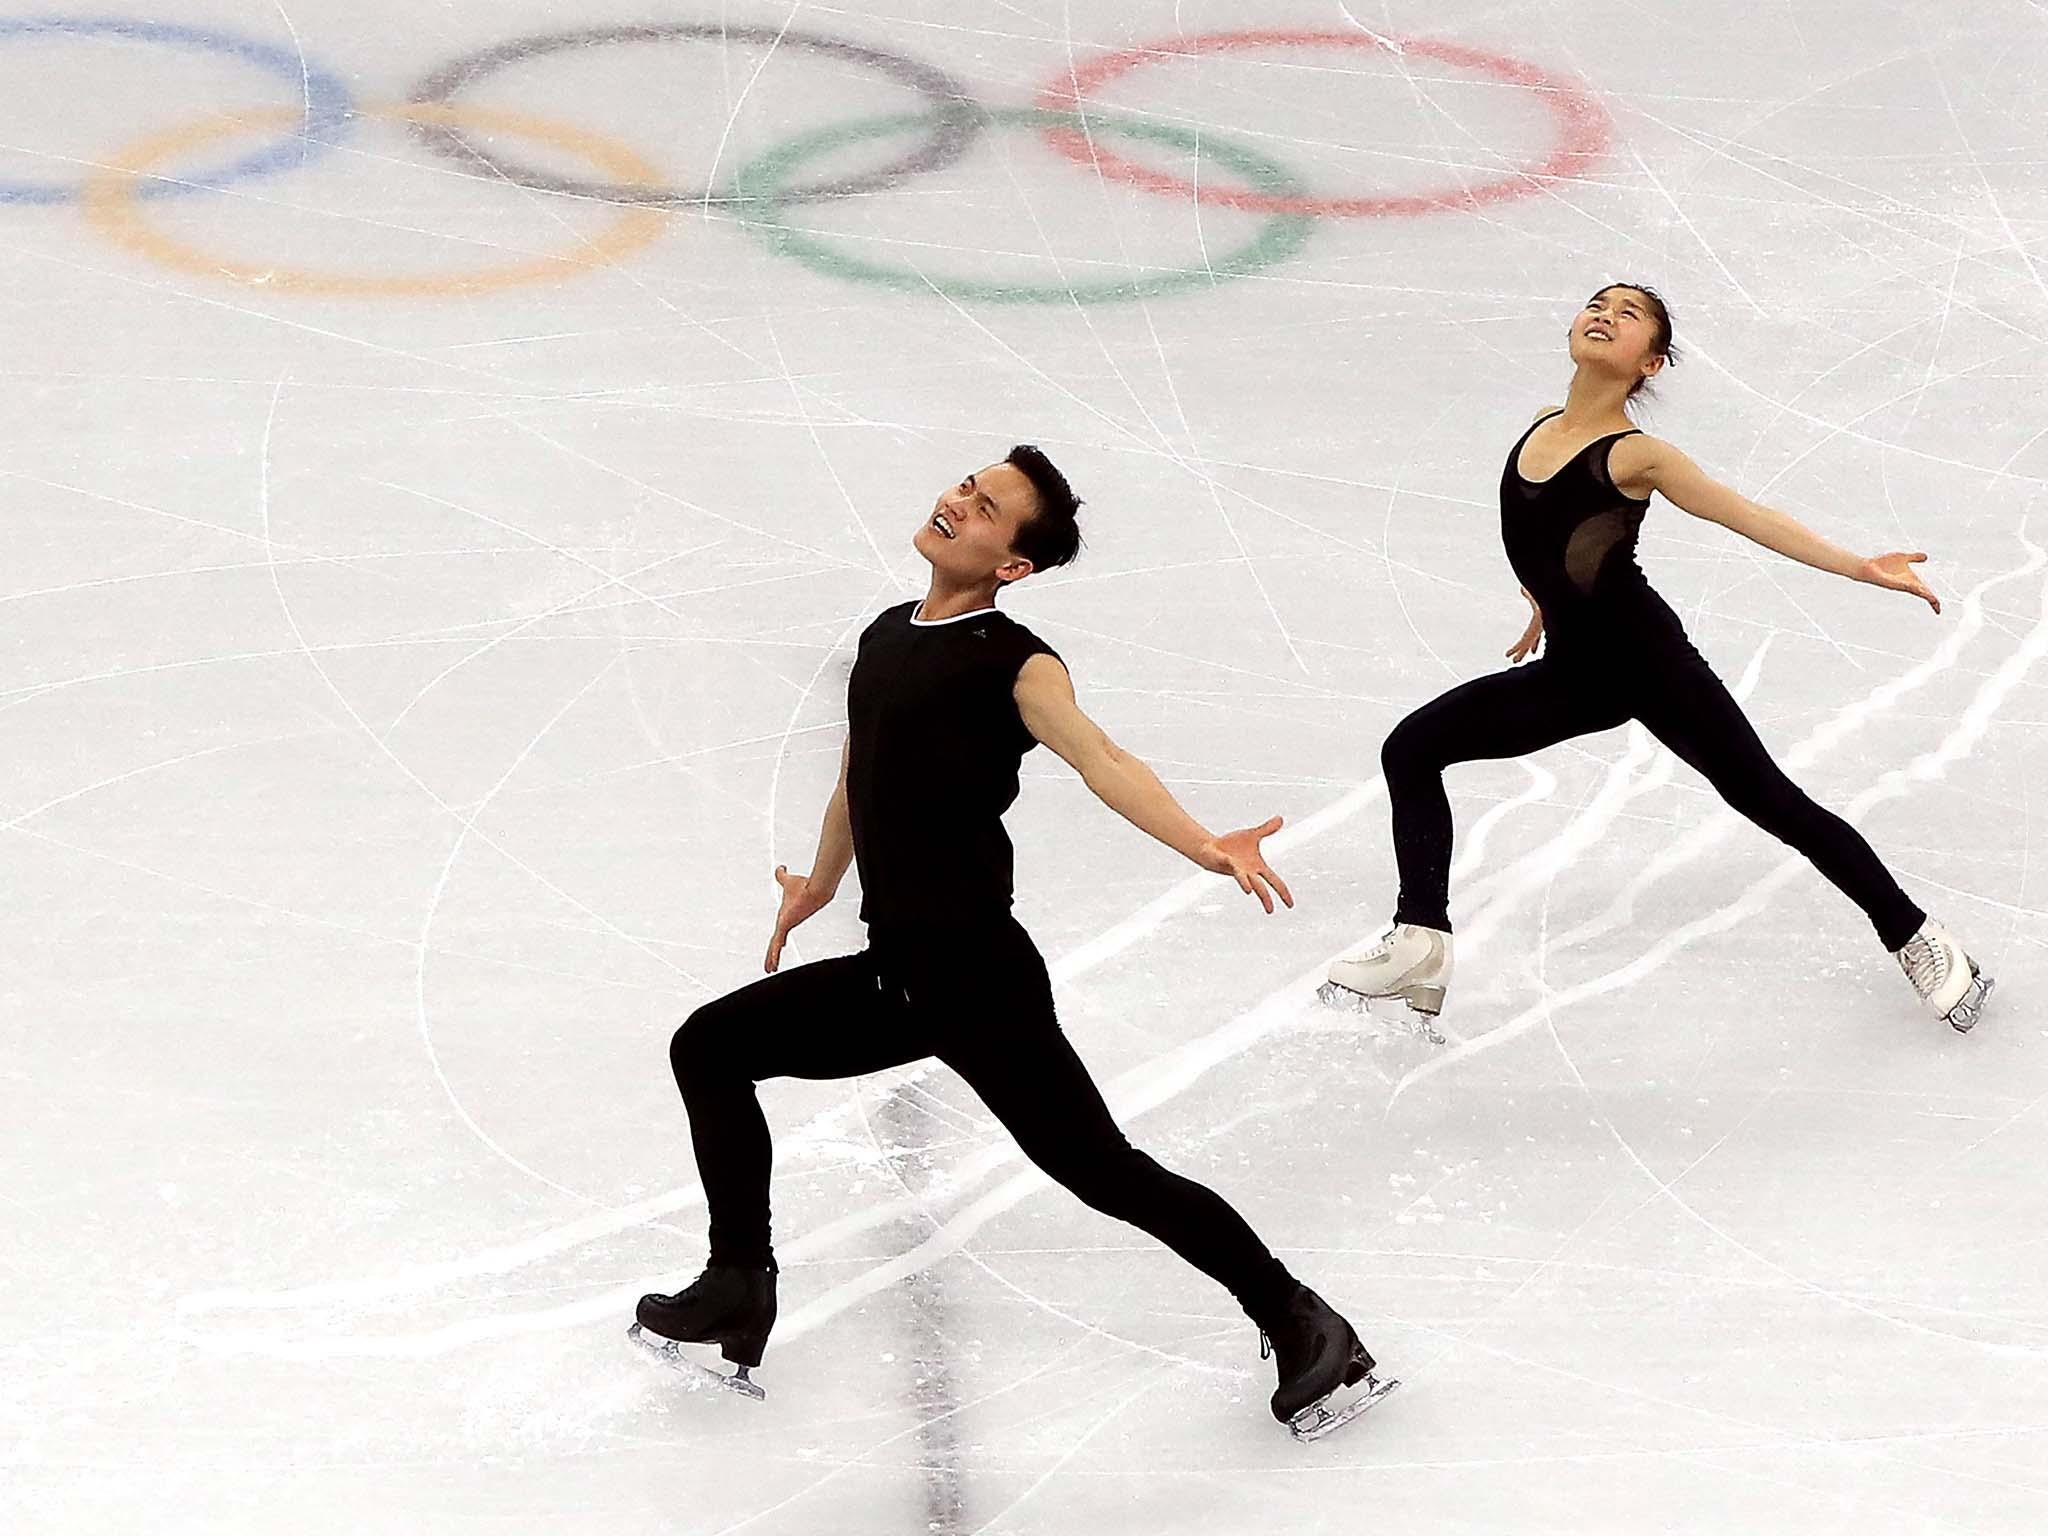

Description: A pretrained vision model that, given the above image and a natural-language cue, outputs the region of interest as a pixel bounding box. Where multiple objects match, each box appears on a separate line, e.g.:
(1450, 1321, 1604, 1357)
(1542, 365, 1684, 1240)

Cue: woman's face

(1569, 286, 1667, 390)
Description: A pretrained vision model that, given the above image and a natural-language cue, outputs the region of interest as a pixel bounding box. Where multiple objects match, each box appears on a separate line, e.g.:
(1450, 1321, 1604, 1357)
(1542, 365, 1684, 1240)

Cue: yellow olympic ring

(82, 102, 671, 299)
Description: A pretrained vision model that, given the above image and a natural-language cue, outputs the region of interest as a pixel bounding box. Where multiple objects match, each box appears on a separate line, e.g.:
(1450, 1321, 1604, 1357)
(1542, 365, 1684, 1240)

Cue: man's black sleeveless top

(1499, 410, 1687, 655)
(845, 601, 1060, 929)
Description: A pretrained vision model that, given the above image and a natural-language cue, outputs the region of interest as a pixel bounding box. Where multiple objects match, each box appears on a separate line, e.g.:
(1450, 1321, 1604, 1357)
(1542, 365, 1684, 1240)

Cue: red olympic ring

(1034, 29, 1611, 219)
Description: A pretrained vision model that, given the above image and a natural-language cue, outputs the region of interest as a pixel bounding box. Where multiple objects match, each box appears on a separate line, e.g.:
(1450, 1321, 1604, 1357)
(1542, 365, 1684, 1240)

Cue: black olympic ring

(407, 22, 986, 207)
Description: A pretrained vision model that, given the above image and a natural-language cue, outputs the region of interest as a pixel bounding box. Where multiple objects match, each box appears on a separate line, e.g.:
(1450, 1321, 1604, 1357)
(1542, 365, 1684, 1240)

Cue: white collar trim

(909, 604, 999, 628)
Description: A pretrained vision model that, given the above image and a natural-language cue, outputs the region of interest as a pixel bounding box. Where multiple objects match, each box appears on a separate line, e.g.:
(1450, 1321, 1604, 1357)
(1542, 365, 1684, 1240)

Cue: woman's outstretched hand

(1859, 551, 1941, 614)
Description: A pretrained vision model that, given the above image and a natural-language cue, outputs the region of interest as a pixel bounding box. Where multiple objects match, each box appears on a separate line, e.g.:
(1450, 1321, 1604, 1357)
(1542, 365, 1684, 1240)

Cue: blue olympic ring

(0, 15, 353, 205)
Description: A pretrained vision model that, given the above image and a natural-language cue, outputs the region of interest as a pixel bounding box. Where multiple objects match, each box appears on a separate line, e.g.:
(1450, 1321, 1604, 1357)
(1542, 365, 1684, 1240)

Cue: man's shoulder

(859, 600, 920, 640)
(982, 607, 1049, 645)
(973, 612, 1061, 679)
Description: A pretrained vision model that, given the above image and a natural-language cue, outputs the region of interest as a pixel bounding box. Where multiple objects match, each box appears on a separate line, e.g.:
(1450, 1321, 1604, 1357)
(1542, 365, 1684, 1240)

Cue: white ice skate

(1895, 918, 1993, 1034)
(1318, 923, 1453, 1031)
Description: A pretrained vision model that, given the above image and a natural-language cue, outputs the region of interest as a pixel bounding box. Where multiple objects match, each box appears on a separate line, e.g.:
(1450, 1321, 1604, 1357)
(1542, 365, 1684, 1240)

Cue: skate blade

(1947, 970, 1994, 1034)
(627, 1323, 766, 1401)
(1287, 1372, 1399, 1443)
(1315, 981, 1446, 1046)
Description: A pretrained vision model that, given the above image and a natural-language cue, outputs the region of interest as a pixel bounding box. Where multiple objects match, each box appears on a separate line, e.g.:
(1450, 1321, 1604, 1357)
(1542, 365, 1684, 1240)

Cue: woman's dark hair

(1593, 282, 1680, 398)
(1005, 443, 1084, 571)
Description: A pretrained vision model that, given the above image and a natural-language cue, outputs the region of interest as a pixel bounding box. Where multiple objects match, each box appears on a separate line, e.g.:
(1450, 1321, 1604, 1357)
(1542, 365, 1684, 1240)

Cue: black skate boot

(629, 1264, 777, 1400)
(1256, 1285, 1398, 1442)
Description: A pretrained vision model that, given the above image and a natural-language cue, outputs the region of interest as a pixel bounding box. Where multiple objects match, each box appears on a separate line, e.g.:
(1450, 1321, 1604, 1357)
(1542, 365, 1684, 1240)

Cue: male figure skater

(636, 446, 1393, 1439)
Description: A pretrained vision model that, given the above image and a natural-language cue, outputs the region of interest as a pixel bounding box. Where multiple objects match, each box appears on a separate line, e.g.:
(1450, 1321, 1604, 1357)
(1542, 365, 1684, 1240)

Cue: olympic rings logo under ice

(84, 103, 674, 299)
(0, 16, 355, 203)
(13, 14, 1612, 305)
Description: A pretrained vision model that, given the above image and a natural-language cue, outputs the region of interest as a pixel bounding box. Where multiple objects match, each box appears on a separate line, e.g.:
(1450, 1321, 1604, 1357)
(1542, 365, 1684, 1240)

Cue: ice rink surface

(4, 2, 2047, 1531)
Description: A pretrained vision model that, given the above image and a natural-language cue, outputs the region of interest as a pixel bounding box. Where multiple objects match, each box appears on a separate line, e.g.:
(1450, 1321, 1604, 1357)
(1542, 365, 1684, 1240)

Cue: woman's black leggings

(669, 917, 1297, 1318)
(1383, 644, 1925, 951)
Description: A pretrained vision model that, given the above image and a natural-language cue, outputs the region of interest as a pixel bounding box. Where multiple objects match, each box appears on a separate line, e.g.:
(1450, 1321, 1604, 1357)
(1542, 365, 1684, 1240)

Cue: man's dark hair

(1005, 443, 1084, 572)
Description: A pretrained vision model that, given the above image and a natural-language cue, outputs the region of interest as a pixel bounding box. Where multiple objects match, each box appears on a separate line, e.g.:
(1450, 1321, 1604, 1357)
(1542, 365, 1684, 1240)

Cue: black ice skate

(629, 1264, 777, 1400)
(1256, 1284, 1398, 1442)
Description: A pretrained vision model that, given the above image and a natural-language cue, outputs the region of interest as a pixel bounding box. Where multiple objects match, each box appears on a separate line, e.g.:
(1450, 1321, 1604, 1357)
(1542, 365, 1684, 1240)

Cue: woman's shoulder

(1610, 428, 1678, 462)
(1606, 429, 1679, 499)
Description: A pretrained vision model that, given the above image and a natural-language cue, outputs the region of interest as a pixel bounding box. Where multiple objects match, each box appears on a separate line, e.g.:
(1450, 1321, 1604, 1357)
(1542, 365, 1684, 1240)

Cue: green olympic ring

(727, 106, 1316, 306)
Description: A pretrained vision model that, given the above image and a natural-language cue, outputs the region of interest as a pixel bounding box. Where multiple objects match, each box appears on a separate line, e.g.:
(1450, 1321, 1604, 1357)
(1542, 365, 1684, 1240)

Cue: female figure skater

(1324, 284, 1991, 1033)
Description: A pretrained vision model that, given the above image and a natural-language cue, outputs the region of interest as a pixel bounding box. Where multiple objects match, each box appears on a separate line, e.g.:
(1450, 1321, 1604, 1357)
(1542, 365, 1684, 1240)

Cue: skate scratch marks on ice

(1553, 542, 2047, 954)
(838, 563, 2042, 1370)
(1394, 534, 2047, 1101)
(1689, 335, 2048, 489)
(178, 549, 2036, 1354)
(254, 379, 703, 1209)
(174, 933, 1356, 1359)
(1334, 4, 1407, 54)
(171, 548, 2033, 1362)
(393, 529, 726, 1209)
(1457, 758, 1559, 890)
(176, 778, 1388, 1323)
(177, 543, 2030, 1355)
(1398, 579, 2048, 1361)
(1452, 636, 1772, 967)
(729, 717, 1768, 1357)
(858, 1065, 1235, 1377)
(768, 961, 1337, 1349)
(166, 630, 1750, 1346)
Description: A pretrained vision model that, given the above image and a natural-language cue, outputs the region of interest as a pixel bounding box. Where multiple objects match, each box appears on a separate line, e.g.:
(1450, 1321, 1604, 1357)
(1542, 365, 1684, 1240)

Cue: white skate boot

(1895, 918, 1993, 1033)
(1318, 923, 1453, 1021)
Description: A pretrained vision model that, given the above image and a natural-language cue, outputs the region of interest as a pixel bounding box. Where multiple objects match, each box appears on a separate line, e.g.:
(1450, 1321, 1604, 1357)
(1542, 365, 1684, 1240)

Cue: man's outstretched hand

(1196, 816, 1294, 914)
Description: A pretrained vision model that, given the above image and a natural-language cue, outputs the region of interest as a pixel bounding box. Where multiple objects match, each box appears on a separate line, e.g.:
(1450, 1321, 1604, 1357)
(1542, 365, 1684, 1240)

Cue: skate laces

(1899, 931, 1949, 998)
(1353, 926, 1397, 964)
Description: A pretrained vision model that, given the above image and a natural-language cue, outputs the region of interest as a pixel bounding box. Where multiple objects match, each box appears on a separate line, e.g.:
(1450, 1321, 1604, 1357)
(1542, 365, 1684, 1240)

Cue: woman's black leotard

(1382, 411, 1925, 952)
(1498, 411, 1677, 651)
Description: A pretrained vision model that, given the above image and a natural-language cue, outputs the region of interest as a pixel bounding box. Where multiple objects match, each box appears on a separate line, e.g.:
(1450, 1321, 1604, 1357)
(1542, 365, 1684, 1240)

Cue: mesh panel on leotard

(1501, 417, 1651, 621)
(1564, 508, 1636, 594)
